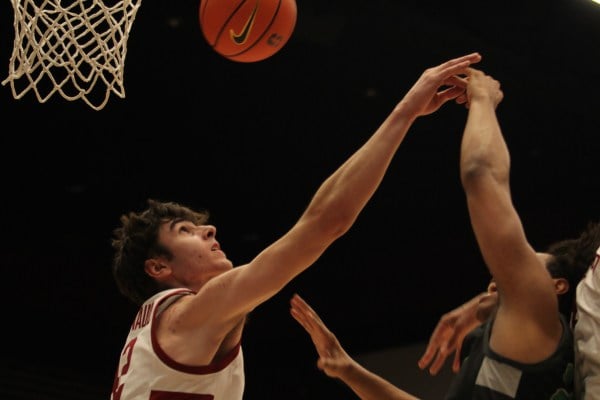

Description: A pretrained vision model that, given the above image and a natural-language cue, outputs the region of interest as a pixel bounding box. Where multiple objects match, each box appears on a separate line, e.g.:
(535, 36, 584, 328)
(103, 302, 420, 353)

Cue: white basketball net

(2, 0, 142, 110)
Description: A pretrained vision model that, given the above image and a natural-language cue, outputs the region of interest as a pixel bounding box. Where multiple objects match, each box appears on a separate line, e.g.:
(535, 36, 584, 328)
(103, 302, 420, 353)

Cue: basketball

(199, 0, 297, 63)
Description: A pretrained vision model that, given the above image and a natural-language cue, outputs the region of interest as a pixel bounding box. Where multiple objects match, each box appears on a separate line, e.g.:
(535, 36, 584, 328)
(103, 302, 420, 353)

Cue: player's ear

(554, 278, 569, 295)
(144, 258, 169, 279)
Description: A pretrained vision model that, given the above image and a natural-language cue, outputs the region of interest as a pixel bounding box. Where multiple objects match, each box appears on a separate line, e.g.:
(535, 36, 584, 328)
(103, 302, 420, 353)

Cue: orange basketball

(199, 0, 297, 63)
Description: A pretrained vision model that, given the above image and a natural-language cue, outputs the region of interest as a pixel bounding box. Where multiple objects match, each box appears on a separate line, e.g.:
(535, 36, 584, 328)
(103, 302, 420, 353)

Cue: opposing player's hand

(465, 68, 504, 109)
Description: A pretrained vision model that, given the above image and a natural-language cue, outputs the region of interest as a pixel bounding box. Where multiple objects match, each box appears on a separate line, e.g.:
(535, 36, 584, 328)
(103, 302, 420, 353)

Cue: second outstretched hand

(290, 294, 421, 400)
(290, 293, 353, 379)
(417, 292, 496, 375)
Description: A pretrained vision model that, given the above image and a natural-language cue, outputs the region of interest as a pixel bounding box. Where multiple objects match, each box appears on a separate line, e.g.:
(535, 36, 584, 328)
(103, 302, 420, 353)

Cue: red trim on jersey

(150, 289, 242, 374)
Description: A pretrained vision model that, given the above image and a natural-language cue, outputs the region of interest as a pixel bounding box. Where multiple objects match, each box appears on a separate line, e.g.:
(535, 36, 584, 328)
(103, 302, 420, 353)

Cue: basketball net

(2, 0, 142, 111)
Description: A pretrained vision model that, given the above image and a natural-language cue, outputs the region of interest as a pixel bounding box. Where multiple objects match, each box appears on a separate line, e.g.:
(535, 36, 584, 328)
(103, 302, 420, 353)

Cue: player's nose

(198, 224, 216, 239)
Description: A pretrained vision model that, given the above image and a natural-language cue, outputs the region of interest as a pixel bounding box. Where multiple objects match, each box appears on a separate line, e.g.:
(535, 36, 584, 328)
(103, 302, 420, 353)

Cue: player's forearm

(339, 360, 421, 400)
(459, 99, 510, 187)
(303, 108, 413, 236)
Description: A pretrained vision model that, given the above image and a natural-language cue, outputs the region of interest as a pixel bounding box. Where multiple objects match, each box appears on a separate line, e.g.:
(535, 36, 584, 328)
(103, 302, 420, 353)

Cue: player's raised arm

(199, 53, 482, 322)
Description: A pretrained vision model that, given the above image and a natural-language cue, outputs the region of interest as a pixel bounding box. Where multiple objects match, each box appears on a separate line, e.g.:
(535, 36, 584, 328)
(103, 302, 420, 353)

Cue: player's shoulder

(152, 288, 195, 313)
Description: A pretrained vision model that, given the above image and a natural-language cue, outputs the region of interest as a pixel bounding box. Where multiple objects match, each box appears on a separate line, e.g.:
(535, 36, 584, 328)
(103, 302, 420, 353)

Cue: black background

(1, 0, 599, 399)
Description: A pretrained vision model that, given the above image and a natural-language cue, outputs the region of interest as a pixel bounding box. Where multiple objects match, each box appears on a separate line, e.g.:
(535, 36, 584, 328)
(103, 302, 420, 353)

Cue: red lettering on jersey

(111, 337, 137, 400)
(141, 301, 152, 326)
(131, 302, 153, 330)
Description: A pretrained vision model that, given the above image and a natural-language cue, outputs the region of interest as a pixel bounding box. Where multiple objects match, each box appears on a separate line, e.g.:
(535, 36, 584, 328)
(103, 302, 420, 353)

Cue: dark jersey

(445, 315, 574, 400)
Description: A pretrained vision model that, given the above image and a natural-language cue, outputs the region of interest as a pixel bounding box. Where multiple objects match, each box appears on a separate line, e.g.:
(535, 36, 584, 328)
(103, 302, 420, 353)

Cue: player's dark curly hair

(545, 220, 600, 319)
(111, 199, 210, 305)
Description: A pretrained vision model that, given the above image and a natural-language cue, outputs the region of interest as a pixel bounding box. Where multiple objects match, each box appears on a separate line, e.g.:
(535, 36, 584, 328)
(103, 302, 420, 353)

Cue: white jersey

(575, 246, 600, 400)
(110, 289, 245, 400)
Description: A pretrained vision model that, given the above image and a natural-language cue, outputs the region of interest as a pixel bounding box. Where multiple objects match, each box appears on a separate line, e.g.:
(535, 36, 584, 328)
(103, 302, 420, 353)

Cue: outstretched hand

(397, 52, 481, 118)
(290, 294, 355, 379)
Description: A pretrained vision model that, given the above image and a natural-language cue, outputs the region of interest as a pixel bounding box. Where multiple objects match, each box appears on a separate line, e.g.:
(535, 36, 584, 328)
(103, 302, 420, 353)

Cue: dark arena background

(1, 0, 599, 399)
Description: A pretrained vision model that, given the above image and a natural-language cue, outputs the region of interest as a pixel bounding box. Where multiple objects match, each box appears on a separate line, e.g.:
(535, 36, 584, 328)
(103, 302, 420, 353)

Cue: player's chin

(212, 254, 234, 270)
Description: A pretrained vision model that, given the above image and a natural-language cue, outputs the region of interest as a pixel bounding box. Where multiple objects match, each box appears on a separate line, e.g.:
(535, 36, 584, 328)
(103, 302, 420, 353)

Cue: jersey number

(111, 338, 214, 400)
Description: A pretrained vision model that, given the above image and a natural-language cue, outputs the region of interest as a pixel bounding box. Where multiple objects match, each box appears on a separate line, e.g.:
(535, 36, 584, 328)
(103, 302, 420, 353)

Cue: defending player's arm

(459, 68, 561, 361)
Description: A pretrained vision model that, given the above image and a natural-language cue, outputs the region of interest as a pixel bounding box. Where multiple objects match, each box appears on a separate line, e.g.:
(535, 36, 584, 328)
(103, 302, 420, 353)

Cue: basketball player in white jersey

(575, 245, 600, 400)
(108, 53, 482, 400)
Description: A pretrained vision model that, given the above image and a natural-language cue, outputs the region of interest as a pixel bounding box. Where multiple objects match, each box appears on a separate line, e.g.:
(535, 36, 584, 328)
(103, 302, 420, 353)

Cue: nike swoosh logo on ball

(230, 2, 258, 45)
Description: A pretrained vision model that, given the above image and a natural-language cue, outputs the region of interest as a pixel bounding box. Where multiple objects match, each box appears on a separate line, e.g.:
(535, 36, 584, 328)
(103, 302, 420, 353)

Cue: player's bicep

(465, 178, 556, 317)
(465, 178, 529, 272)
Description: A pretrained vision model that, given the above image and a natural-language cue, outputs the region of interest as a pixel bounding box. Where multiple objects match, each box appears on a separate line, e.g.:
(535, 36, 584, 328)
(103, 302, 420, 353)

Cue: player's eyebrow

(169, 218, 187, 231)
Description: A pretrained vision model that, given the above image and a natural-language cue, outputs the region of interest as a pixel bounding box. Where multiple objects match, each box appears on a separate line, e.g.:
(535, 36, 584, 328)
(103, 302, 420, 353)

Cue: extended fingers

(291, 294, 331, 344)
(452, 342, 463, 373)
(292, 294, 325, 327)
(291, 294, 316, 331)
(428, 349, 451, 375)
(418, 345, 436, 369)
(450, 52, 482, 66)
(436, 53, 481, 79)
(418, 327, 444, 369)
(290, 307, 312, 334)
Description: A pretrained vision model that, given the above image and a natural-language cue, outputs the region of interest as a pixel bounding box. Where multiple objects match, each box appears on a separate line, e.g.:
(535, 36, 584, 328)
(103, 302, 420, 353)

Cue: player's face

(157, 219, 233, 287)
